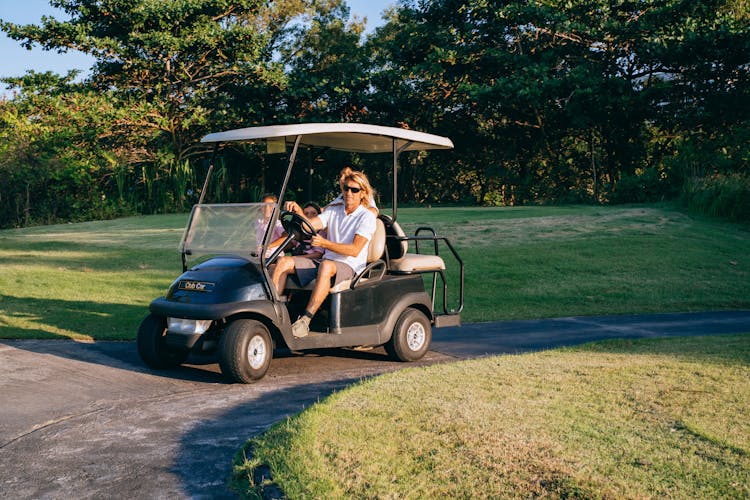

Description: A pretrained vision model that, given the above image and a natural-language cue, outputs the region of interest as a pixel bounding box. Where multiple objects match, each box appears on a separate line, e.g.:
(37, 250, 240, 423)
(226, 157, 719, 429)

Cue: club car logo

(178, 280, 215, 292)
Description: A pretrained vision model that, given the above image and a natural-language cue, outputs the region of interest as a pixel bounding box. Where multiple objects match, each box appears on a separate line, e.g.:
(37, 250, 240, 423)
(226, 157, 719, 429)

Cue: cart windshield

(179, 203, 277, 260)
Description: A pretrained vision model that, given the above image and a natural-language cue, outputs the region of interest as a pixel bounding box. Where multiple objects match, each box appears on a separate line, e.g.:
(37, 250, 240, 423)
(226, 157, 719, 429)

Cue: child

(256, 194, 285, 257)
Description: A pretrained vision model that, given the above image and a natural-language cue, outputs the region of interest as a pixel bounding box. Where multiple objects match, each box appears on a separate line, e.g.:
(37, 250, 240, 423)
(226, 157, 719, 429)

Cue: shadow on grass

(572, 333, 750, 366)
(0, 294, 147, 341)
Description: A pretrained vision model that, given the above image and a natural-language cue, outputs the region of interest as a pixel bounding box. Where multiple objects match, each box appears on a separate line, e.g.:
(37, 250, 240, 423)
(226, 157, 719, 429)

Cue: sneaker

(292, 318, 310, 338)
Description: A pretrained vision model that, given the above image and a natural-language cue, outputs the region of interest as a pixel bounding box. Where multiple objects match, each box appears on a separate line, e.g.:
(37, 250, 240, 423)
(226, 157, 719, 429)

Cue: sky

(0, 0, 394, 95)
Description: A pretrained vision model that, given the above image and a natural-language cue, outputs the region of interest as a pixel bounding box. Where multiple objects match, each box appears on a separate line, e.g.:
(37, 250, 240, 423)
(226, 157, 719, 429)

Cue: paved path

(1, 311, 749, 499)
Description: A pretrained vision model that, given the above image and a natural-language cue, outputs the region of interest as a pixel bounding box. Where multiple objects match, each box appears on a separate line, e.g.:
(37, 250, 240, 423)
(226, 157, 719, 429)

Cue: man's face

(341, 182, 362, 207)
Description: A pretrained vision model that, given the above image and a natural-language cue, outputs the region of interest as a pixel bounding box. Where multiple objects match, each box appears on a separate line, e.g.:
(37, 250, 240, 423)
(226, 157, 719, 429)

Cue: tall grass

(682, 173, 750, 224)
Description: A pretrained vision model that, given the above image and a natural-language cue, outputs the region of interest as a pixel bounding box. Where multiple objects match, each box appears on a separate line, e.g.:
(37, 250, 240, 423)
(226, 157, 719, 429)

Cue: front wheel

(218, 319, 273, 383)
(385, 308, 432, 362)
(137, 314, 189, 369)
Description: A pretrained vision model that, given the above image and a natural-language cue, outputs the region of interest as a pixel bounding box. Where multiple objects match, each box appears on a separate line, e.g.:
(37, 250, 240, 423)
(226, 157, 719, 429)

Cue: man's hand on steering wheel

(279, 210, 317, 242)
(283, 201, 303, 215)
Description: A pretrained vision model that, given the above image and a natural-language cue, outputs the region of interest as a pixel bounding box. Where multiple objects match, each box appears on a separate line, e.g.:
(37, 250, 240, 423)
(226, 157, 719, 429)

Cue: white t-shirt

(317, 204, 376, 274)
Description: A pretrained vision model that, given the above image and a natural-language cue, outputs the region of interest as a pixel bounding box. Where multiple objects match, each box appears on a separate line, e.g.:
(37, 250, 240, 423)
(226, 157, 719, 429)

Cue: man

(325, 166, 379, 217)
(271, 168, 377, 338)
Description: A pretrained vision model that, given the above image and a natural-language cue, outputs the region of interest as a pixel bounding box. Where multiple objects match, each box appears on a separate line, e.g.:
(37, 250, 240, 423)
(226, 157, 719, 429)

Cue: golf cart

(137, 123, 464, 383)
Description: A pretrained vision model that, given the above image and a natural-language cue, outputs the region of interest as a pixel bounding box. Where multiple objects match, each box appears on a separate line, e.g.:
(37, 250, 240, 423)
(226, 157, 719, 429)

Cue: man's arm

(311, 234, 369, 257)
(284, 201, 324, 231)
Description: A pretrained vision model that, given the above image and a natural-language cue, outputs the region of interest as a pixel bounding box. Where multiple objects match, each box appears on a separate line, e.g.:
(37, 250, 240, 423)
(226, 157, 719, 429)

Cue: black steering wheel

(279, 210, 317, 241)
(266, 211, 317, 265)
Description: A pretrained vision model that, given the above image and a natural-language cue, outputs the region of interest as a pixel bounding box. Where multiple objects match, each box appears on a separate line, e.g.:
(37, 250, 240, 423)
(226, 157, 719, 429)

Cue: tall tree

(283, 1, 369, 122)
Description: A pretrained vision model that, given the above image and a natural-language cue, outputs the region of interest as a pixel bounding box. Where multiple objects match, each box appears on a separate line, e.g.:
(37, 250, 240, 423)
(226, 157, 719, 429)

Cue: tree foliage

(1, 0, 748, 228)
(365, 0, 750, 205)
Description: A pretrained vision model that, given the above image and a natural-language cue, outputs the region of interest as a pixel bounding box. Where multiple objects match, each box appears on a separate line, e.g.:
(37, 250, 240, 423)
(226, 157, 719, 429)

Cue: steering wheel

(266, 210, 318, 266)
(279, 210, 317, 241)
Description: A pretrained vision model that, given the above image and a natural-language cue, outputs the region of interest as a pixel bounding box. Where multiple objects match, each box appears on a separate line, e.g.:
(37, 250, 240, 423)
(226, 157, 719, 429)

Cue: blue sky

(0, 0, 393, 94)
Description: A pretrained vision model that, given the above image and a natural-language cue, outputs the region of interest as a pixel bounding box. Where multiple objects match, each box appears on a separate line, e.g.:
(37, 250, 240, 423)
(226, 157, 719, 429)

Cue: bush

(681, 173, 750, 224)
(610, 168, 669, 204)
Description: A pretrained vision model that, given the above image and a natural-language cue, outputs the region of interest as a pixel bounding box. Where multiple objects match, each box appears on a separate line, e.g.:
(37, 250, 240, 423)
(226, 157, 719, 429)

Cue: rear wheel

(137, 314, 188, 369)
(385, 308, 431, 362)
(219, 319, 273, 383)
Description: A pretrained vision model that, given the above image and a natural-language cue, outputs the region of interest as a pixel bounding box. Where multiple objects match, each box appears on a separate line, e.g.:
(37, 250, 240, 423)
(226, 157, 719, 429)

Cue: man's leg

(306, 259, 337, 316)
(292, 260, 337, 337)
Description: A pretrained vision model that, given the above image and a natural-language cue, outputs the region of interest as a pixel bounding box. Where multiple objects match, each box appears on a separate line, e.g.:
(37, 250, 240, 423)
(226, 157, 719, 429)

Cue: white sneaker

(292, 318, 310, 338)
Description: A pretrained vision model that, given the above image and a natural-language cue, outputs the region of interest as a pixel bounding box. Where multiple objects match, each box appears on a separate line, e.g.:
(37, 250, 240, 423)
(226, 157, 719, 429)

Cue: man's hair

(261, 193, 278, 203)
(339, 167, 375, 207)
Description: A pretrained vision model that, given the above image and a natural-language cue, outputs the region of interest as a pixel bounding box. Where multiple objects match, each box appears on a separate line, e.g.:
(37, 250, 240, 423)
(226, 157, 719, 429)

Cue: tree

(283, 1, 369, 122)
(367, 0, 749, 204)
(0, 72, 123, 226)
(1, 0, 312, 164)
(0, 0, 335, 225)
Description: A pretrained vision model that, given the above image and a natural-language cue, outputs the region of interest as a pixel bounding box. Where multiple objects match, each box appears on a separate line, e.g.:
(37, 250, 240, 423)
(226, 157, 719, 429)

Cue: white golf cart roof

(200, 122, 453, 153)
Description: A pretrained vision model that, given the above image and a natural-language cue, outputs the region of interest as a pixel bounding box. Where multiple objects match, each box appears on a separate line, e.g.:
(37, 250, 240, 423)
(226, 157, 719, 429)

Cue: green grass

(2, 206, 749, 496)
(0, 214, 186, 340)
(0, 204, 748, 339)
(233, 334, 750, 498)
(398, 205, 750, 321)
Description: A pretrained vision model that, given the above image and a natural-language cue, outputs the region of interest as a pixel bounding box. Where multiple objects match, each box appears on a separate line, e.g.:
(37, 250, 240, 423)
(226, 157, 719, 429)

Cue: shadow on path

(171, 376, 367, 498)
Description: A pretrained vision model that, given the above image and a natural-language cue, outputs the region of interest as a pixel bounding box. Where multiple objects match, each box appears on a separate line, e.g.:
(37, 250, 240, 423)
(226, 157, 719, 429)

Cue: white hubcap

(247, 335, 267, 369)
(406, 322, 426, 351)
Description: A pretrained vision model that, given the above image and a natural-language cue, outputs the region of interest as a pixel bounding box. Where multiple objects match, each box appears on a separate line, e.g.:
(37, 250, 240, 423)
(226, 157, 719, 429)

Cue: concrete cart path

(1, 310, 749, 499)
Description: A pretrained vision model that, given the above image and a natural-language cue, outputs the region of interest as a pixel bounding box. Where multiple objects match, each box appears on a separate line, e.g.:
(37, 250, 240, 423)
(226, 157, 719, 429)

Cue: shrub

(681, 173, 750, 224)
(610, 168, 669, 204)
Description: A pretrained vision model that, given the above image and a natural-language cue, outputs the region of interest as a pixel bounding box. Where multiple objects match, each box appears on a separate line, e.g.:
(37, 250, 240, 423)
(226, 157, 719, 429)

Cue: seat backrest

(368, 219, 386, 263)
(377, 214, 408, 260)
(389, 220, 409, 259)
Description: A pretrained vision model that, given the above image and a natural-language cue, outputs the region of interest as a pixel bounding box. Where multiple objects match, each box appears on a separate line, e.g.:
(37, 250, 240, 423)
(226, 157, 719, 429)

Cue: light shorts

(292, 257, 355, 287)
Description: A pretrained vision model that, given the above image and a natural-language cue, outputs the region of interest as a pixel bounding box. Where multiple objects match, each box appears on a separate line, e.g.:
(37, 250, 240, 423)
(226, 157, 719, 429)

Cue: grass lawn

(1, 204, 749, 340)
(0, 214, 186, 340)
(233, 334, 750, 498)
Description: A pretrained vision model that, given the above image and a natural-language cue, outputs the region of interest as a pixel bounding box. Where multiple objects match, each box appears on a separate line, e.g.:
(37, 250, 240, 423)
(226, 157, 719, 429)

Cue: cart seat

(390, 253, 445, 272)
(383, 218, 445, 273)
(285, 218, 386, 293)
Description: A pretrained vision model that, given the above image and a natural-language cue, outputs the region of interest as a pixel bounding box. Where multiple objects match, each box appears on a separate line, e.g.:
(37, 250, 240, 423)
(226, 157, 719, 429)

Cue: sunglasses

(342, 185, 361, 193)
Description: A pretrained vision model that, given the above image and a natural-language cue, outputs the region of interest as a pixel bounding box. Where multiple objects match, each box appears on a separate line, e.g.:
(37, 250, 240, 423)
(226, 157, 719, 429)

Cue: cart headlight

(167, 318, 213, 335)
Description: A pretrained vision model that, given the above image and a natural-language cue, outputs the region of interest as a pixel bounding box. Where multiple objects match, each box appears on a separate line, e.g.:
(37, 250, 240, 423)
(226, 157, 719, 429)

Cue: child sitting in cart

(256, 194, 285, 258)
(292, 202, 325, 259)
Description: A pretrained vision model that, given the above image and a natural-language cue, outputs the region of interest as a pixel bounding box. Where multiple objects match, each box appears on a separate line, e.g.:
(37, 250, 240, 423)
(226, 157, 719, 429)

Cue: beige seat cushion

(389, 253, 445, 272)
(385, 219, 445, 272)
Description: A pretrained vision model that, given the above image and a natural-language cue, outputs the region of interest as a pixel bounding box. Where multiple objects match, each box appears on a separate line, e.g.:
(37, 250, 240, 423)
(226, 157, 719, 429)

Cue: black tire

(137, 314, 189, 369)
(385, 308, 432, 362)
(218, 319, 273, 383)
